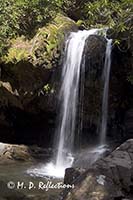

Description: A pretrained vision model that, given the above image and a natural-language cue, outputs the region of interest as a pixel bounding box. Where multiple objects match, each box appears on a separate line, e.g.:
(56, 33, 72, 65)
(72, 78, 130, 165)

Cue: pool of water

(0, 144, 110, 199)
(0, 161, 63, 199)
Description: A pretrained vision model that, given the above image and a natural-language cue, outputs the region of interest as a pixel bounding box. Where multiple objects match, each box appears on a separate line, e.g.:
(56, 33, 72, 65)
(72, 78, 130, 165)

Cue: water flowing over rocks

(54, 29, 103, 176)
(0, 28, 109, 147)
(0, 15, 132, 149)
(60, 139, 133, 200)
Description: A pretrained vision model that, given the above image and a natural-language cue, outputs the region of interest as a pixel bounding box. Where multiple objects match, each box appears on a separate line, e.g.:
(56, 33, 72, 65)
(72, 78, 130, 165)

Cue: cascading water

(53, 29, 101, 177)
(27, 29, 112, 179)
(100, 39, 112, 144)
(55, 30, 100, 167)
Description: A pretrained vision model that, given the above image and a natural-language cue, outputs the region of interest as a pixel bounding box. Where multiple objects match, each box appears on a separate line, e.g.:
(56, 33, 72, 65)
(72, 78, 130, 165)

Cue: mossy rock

(3, 14, 77, 69)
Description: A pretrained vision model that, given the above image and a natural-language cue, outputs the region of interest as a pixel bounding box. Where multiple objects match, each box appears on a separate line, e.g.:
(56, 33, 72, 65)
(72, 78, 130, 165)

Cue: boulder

(94, 140, 133, 192)
(61, 139, 133, 200)
(0, 143, 33, 163)
(79, 34, 107, 144)
(64, 168, 86, 185)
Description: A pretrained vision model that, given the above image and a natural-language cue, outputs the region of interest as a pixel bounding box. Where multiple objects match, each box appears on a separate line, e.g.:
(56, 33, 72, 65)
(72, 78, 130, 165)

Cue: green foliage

(3, 14, 76, 68)
(0, 0, 132, 59)
(82, 0, 132, 30)
(43, 84, 55, 94)
(0, 0, 57, 57)
(30, 14, 76, 68)
(114, 39, 121, 46)
(0, 0, 56, 35)
(47, 0, 133, 35)
(43, 84, 51, 94)
(2, 36, 31, 63)
(4, 48, 29, 64)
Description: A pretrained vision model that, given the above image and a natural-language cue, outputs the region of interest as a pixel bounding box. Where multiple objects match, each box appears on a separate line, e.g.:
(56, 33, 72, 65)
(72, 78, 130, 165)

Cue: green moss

(31, 14, 77, 68)
(3, 14, 77, 68)
(2, 36, 31, 64)
(4, 48, 29, 64)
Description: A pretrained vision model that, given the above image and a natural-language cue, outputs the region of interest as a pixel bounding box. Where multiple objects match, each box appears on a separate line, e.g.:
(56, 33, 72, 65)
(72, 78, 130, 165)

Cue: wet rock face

(79, 35, 106, 144)
(81, 33, 133, 144)
(64, 168, 86, 185)
(63, 171, 121, 200)
(125, 109, 133, 138)
(108, 44, 133, 141)
(94, 139, 133, 193)
(61, 139, 133, 200)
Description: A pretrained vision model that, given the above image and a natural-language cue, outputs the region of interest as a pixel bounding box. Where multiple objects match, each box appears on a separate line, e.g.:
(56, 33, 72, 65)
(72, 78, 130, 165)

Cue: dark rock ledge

(0, 142, 52, 163)
(60, 139, 133, 200)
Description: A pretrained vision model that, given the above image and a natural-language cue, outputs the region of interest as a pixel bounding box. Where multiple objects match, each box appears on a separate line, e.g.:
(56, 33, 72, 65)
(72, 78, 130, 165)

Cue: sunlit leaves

(75, 0, 132, 42)
(0, 0, 57, 57)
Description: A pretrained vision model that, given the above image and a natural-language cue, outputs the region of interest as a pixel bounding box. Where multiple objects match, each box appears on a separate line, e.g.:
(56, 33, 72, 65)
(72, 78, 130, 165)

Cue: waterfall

(27, 29, 112, 179)
(100, 39, 112, 144)
(54, 29, 99, 176)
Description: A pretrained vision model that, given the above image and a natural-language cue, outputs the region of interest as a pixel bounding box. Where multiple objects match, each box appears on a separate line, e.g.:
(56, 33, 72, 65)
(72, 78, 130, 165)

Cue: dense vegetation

(0, 0, 132, 57)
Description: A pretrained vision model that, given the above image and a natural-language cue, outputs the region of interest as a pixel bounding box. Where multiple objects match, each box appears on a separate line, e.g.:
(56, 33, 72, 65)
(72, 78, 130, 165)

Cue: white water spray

(100, 39, 112, 144)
